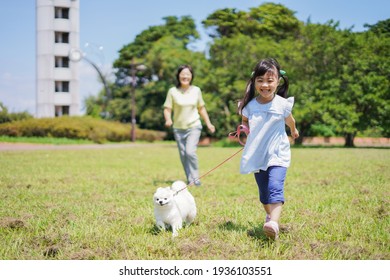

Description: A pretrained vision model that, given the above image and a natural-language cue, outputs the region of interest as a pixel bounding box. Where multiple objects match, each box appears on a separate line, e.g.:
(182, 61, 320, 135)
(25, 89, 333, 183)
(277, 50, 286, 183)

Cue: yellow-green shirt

(163, 86, 205, 129)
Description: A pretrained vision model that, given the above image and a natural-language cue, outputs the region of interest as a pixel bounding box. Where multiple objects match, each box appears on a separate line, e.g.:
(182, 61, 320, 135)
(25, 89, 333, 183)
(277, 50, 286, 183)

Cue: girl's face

(179, 68, 192, 87)
(254, 70, 279, 103)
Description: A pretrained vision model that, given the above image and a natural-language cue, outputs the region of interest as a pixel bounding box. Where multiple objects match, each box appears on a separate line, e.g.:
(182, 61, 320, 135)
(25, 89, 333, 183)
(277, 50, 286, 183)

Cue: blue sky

(0, 0, 389, 115)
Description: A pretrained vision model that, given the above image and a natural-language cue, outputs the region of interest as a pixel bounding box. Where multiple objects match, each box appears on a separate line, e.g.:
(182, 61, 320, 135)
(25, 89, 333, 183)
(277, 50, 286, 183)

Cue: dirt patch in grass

(43, 246, 60, 258)
(178, 234, 212, 258)
(0, 217, 25, 229)
(70, 248, 100, 260)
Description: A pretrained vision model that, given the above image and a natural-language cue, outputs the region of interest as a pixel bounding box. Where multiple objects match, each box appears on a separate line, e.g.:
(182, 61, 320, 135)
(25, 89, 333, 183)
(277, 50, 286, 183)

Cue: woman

(163, 65, 215, 186)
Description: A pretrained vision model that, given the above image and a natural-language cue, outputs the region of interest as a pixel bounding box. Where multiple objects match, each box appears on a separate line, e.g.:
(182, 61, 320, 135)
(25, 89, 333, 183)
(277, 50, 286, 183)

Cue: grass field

(0, 144, 388, 260)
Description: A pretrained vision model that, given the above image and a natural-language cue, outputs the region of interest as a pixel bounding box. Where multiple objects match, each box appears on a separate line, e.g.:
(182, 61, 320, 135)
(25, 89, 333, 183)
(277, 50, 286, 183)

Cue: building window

(55, 81, 70, 92)
(55, 106, 70, 117)
(54, 7, 69, 19)
(55, 32, 69, 43)
(55, 56, 69, 68)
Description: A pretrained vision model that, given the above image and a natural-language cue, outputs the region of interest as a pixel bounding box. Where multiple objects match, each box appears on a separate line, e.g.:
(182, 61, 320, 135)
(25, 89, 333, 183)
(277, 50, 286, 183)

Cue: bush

(0, 116, 166, 143)
(0, 103, 33, 124)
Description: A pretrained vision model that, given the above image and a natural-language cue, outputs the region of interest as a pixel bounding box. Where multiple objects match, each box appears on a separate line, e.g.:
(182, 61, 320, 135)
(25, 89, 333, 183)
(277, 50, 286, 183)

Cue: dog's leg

(171, 221, 183, 237)
(186, 208, 197, 224)
(156, 220, 166, 231)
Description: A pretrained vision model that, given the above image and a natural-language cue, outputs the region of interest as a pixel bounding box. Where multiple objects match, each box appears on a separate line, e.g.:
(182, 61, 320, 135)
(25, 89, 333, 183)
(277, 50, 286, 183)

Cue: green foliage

(0, 116, 166, 143)
(0, 102, 33, 124)
(284, 21, 390, 144)
(308, 124, 336, 137)
(364, 19, 390, 36)
(202, 8, 247, 38)
(202, 3, 301, 40)
(246, 3, 302, 40)
(114, 16, 199, 69)
(0, 135, 93, 144)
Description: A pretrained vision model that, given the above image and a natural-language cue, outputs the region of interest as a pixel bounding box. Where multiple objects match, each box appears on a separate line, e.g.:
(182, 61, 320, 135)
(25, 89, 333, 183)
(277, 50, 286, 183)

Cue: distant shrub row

(0, 116, 166, 143)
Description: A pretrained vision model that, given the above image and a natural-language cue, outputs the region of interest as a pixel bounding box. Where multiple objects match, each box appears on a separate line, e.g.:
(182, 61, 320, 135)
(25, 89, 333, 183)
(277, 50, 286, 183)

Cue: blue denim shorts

(254, 166, 287, 204)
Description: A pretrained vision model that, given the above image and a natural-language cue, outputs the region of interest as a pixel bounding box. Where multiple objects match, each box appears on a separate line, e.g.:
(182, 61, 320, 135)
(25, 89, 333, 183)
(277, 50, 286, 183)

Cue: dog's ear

(154, 187, 163, 195)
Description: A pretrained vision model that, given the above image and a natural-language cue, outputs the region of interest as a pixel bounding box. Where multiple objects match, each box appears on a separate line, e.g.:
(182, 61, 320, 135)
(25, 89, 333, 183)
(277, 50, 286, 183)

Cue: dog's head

(153, 187, 175, 207)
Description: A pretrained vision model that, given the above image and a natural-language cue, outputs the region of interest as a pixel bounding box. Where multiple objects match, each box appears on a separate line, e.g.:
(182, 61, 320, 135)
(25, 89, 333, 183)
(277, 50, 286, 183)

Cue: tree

(114, 16, 199, 71)
(346, 30, 390, 138)
(364, 19, 390, 36)
(292, 21, 390, 146)
(202, 8, 246, 38)
(289, 22, 356, 144)
(0, 102, 32, 124)
(103, 16, 208, 134)
(202, 3, 301, 41)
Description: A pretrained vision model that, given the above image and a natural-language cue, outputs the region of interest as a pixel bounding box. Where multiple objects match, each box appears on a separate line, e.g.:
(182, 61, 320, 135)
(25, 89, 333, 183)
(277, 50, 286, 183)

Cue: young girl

(238, 58, 299, 240)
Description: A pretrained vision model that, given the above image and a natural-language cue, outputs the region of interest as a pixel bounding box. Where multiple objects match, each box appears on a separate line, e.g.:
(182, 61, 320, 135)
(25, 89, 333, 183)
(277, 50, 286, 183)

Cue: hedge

(0, 116, 166, 143)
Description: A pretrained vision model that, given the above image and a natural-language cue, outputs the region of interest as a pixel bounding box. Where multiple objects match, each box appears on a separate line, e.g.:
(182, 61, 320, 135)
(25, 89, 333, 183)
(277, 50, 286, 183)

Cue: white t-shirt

(163, 86, 205, 129)
(240, 95, 294, 174)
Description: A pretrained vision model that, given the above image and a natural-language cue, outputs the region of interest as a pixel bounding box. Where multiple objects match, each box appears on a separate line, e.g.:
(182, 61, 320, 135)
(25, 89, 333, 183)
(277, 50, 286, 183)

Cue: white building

(36, 0, 80, 117)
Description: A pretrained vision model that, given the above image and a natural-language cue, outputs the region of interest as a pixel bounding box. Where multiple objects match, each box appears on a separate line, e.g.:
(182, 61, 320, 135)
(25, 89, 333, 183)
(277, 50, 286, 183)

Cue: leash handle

(228, 124, 250, 146)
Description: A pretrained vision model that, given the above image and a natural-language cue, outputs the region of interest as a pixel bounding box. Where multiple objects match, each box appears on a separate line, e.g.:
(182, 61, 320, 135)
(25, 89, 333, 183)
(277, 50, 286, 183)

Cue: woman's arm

(198, 106, 215, 133)
(163, 107, 173, 128)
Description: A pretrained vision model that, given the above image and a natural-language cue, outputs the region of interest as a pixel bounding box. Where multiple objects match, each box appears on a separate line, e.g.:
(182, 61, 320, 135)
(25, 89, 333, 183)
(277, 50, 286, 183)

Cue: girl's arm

(198, 106, 215, 133)
(285, 114, 299, 139)
(242, 116, 249, 128)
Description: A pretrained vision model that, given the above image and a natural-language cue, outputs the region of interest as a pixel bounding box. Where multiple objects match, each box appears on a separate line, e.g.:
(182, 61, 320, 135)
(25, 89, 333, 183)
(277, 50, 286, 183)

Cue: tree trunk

(344, 133, 355, 147)
(293, 124, 308, 145)
(294, 134, 304, 145)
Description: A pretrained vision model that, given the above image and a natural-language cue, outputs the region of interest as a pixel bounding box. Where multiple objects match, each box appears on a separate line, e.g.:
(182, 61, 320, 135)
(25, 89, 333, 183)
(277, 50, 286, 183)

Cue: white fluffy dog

(153, 180, 197, 237)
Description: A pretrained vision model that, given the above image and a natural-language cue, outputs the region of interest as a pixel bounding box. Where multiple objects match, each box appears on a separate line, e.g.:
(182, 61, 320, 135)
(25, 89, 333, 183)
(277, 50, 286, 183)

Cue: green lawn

(0, 145, 388, 259)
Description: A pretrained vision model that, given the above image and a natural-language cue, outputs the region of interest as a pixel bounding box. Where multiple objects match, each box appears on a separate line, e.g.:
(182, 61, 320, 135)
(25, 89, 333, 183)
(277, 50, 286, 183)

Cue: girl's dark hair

(238, 58, 289, 115)
(176, 65, 194, 88)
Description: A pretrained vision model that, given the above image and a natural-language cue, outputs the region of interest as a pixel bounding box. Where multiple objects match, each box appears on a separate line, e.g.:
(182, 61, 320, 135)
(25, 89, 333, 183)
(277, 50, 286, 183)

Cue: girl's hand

(291, 128, 299, 139)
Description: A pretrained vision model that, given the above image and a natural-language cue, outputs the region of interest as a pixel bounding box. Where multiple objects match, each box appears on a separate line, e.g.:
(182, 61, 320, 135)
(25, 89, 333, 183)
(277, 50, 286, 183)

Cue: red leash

(175, 124, 249, 195)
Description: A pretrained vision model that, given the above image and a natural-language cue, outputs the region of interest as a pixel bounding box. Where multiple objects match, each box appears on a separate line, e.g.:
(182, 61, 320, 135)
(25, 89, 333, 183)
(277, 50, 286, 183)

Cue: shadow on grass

(152, 179, 177, 187)
(149, 225, 162, 235)
(248, 223, 292, 243)
(292, 145, 390, 150)
(219, 220, 293, 244)
(246, 226, 270, 242)
(218, 221, 271, 242)
(218, 220, 247, 232)
(148, 223, 194, 236)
